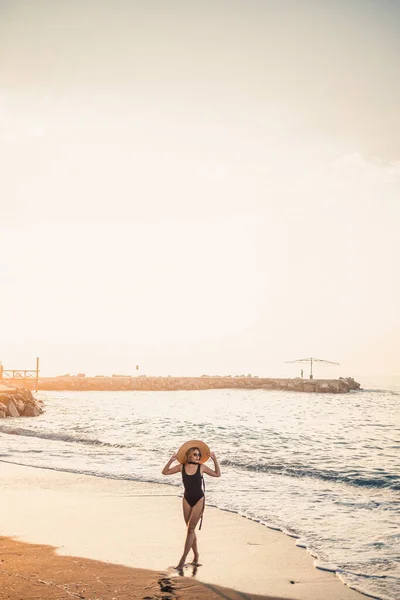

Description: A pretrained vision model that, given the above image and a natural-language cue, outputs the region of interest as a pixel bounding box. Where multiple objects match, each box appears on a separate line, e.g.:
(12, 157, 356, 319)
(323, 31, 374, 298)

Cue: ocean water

(0, 377, 399, 600)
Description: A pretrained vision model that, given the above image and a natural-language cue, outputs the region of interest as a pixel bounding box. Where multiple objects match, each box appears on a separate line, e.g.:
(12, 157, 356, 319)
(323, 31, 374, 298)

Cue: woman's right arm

(162, 452, 182, 475)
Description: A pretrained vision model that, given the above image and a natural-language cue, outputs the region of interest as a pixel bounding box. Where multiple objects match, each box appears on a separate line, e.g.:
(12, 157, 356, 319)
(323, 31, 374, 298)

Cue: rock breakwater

(8, 376, 361, 393)
(0, 385, 44, 418)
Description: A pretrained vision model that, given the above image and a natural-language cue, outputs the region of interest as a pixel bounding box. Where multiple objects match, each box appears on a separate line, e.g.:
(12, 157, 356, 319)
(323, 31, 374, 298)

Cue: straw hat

(177, 440, 210, 464)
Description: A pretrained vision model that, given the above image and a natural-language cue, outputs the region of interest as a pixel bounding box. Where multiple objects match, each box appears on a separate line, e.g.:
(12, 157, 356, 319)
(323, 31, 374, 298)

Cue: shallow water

(0, 377, 399, 600)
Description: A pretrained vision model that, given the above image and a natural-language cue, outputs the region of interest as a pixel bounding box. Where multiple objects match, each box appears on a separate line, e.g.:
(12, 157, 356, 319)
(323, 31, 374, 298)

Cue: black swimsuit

(182, 463, 204, 507)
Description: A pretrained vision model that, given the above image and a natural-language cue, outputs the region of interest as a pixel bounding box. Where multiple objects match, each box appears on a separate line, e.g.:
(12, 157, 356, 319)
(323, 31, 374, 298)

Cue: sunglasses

(192, 452, 201, 457)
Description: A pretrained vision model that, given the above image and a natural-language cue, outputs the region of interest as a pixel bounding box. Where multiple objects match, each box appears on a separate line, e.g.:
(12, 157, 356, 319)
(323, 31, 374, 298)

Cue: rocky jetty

(0, 385, 44, 418)
(11, 376, 361, 393)
(258, 376, 361, 393)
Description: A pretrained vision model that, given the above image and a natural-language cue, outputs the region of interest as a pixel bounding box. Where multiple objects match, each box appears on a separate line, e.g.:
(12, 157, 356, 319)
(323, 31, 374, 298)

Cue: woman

(162, 439, 221, 570)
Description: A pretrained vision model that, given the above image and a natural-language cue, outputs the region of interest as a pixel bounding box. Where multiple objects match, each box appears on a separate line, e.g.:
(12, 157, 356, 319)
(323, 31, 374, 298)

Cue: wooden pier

(0, 358, 40, 392)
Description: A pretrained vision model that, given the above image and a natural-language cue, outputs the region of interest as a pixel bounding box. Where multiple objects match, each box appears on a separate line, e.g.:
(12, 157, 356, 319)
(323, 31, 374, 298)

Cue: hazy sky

(0, 0, 399, 378)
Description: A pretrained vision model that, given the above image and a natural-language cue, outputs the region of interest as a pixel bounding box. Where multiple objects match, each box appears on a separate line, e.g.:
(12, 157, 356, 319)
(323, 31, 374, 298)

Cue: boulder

(303, 383, 316, 392)
(13, 396, 26, 415)
(0, 394, 16, 408)
(338, 379, 350, 392)
(346, 377, 361, 390)
(17, 388, 35, 402)
(24, 403, 41, 417)
(316, 382, 331, 393)
(6, 399, 20, 418)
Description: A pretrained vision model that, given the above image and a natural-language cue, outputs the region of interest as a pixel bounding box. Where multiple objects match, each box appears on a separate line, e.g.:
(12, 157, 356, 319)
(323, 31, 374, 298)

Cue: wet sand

(0, 462, 366, 600)
(0, 536, 281, 600)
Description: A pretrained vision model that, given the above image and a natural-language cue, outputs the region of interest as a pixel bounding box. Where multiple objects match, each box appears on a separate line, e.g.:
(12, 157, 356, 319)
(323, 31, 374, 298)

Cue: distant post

(285, 357, 339, 379)
(35, 357, 40, 392)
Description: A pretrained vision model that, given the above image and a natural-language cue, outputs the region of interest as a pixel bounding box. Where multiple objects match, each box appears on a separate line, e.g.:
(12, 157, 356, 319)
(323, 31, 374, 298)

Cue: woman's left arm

(202, 451, 221, 477)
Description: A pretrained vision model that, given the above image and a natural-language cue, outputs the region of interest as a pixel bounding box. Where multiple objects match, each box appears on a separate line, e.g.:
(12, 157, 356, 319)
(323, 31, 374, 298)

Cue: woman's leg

(182, 499, 199, 562)
(191, 532, 199, 564)
(182, 497, 192, 524)
(176, 497, 204, 569)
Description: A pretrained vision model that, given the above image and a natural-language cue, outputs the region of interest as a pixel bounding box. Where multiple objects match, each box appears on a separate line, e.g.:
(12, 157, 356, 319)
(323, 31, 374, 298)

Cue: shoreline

(0, 461, 368, 600)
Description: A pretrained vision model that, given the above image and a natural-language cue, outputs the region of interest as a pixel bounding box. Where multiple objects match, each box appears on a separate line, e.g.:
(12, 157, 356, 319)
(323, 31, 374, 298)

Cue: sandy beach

(0, 462, 368, 600)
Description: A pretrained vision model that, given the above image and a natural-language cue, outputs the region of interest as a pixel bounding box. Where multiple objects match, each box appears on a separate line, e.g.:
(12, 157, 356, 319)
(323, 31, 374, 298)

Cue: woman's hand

(162, 452, 181, 476)
(202, 451, 221, 477)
